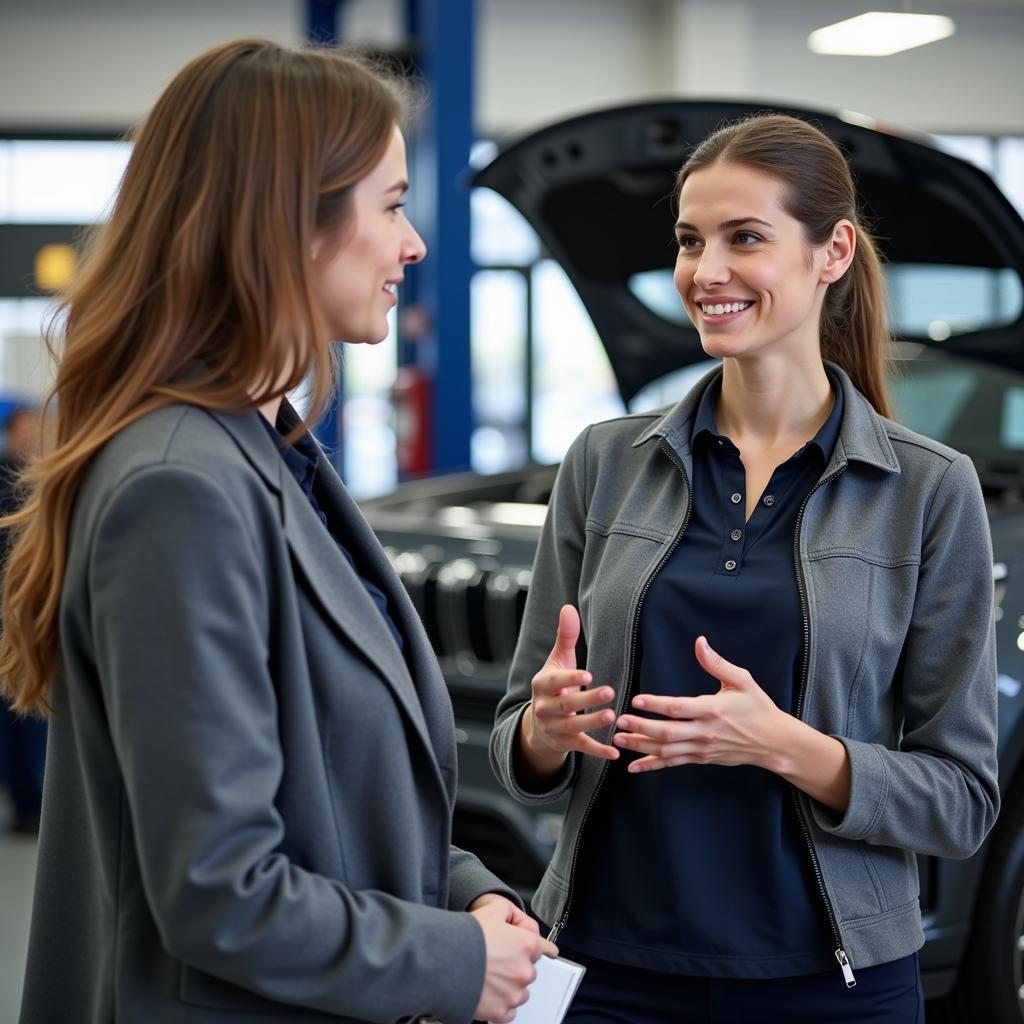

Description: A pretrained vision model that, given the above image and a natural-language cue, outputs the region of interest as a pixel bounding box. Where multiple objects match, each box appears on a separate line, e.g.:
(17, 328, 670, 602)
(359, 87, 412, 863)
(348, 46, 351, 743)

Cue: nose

(692, 244, 730, 290)
(403, 223, 427, 265)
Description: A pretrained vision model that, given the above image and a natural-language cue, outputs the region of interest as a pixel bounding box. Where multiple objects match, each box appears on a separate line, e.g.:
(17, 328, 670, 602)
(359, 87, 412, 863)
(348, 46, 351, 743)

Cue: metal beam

(403, 0, 475, 475)
(306, 1, 344, 469)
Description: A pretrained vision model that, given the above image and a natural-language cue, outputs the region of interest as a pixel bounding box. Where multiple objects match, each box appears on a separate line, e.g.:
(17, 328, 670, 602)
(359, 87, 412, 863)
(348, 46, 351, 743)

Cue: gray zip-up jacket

(490, 363, 1000, 978)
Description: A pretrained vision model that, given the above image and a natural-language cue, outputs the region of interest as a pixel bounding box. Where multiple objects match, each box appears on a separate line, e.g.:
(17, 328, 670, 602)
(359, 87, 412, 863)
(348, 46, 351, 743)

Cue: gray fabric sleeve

(447, 845, 524, 911)
(810, 454, 1001, 859)
(489, 428, 592, 804)
(89, 463, 485, 1024)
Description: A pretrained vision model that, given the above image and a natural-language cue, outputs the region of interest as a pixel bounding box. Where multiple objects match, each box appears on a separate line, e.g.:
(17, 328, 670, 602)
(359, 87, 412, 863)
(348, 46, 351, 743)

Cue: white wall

(0, 0, 304, 129)
(1, 0, 1021, 137)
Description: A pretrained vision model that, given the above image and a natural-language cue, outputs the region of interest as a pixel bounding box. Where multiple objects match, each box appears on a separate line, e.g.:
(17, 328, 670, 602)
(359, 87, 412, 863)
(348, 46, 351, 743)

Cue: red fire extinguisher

(391, 366, 431, 477)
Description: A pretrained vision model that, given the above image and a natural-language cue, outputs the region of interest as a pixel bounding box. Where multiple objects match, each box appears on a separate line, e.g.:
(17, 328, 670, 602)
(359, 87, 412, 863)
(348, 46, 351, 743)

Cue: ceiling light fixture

(808, 12, 956, 56)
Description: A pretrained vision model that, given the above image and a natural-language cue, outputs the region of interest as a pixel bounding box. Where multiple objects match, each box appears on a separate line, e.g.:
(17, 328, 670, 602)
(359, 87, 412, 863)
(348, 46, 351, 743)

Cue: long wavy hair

(1, 39, 405, 715)
(676, 114, 893, 417)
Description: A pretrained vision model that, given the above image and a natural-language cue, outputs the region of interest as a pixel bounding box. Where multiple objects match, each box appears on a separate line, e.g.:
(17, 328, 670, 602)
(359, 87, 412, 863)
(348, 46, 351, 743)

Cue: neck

(716, 354, 833, 449)
(258, 395, 283, 425)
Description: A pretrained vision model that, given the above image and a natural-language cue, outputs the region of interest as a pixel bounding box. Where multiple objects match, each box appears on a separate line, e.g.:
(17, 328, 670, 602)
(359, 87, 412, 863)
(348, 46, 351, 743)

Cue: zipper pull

(548, 916, 567, 943)
(835, 948, 856, 988)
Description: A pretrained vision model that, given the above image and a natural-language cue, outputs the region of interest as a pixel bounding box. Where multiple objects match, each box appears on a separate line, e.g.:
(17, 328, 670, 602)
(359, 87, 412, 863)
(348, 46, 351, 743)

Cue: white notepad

(494, 955, 586, 1024)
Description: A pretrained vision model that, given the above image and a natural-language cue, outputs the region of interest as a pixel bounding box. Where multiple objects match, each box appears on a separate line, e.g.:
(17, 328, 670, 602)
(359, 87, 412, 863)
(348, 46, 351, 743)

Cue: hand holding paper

(490, 955, 586, 1024)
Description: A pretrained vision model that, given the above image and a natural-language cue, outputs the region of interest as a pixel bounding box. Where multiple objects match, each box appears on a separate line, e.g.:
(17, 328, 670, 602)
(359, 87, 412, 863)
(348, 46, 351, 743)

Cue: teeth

(701, 301, 751, 315)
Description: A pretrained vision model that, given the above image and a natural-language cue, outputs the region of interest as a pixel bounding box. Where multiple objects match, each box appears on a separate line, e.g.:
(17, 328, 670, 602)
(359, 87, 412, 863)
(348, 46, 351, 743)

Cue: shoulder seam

(921, 452, 968, 535)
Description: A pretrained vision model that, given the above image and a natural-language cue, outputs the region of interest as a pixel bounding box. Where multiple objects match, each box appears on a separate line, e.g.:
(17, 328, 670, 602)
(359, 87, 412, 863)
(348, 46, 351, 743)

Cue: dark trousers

(561, 947, 923, 1024)
(0, 703, 46, 826)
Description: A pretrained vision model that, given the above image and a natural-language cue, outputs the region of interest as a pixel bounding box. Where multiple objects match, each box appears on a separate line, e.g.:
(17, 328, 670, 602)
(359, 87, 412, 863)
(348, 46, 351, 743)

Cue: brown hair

(1, 39, 405, 715)
(676, 113, 893, 417)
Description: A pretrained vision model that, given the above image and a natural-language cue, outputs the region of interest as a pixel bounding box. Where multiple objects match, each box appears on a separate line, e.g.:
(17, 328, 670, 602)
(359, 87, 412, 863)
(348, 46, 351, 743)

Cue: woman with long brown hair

(490, 114, 999, 1022)
(0, 38, 554, 1023)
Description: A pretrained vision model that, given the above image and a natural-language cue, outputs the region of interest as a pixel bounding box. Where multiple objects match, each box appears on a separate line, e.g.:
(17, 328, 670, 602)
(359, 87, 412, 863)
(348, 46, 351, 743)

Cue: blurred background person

(0, 406, 44, 837)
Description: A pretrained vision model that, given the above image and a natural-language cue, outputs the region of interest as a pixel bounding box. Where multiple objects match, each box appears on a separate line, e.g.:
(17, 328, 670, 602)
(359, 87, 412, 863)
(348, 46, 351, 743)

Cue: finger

(539, 938, 560, 958)
(535, 686, 614, 717)
(628, 694, 712, 719)
(627, 754, 691, 773)
(614, 733, 699, 758)
(512, 912, 540, 935)
(615, 715, 701, 740)
(546, 604, 582, 670)
(573, 733, 620, 760)
(563, 708, 616, 735)
(532, 668, 593, 698)
(694, 635, 753, 688)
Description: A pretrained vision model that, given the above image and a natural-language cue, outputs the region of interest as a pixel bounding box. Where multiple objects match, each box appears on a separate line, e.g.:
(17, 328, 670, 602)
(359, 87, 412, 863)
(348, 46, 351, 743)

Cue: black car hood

(474, 100, 1024, 404)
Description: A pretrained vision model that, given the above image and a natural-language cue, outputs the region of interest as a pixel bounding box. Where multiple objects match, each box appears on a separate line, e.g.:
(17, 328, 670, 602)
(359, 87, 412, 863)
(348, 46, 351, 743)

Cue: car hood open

(474, 100, 1024, 404)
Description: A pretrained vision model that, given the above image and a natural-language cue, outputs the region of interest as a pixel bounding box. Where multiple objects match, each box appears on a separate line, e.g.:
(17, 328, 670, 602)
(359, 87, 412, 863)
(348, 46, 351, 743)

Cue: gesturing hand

(521, 604, 619, 768)
(613, 635, 786, 773)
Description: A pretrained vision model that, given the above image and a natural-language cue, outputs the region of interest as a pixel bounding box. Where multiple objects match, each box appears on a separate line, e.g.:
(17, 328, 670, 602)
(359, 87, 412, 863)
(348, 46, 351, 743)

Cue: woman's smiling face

(673, 161, 837, 364)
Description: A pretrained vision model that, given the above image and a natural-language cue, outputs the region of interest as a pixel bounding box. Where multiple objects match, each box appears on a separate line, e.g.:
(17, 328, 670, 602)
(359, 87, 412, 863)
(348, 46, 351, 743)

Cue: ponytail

(821, 227, 893, 419)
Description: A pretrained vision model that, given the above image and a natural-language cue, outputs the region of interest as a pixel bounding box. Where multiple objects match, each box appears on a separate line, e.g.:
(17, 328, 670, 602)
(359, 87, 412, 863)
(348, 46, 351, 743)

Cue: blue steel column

(404, 0, 475, 474)
(306, 0, 346, 473)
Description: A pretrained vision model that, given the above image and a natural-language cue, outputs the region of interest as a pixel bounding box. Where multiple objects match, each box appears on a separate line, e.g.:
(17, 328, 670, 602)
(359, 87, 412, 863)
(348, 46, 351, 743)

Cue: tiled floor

(0, 795, 35, 1023)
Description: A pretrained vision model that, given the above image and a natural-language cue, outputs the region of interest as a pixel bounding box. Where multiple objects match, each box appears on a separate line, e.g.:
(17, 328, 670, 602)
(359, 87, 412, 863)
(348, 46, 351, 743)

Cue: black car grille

(388, 550, 531, 670)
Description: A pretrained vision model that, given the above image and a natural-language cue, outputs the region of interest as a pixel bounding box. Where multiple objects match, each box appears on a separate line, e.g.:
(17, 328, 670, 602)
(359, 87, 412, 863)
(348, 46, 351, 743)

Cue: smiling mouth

(699, 300, 753, 315)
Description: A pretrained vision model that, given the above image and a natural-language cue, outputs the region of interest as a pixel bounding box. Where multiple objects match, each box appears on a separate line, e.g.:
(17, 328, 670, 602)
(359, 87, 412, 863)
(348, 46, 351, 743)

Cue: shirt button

(731, 529, 742, 541)
(763, 494, 776, 507)
(724, 559, 737, 571)
(730, 492, 742, 504)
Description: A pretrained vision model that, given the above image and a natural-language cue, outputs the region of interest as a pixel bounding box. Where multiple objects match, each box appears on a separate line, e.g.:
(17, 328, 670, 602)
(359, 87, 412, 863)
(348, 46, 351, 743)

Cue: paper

(494, 955, 586, 1024)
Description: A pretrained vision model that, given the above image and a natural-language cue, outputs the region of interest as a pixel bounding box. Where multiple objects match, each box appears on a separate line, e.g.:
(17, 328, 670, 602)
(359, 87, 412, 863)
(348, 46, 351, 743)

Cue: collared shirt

(561, 373, 844, 978)
(259, 416, 404, 652)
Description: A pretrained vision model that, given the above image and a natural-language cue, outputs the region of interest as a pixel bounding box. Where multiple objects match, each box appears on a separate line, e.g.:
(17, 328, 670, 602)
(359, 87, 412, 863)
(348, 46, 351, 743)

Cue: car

(362, 99, 1024, 1022)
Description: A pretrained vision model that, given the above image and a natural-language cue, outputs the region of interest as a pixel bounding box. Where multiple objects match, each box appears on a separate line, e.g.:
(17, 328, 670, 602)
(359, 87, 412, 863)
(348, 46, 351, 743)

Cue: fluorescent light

(808, 12, 955, 56)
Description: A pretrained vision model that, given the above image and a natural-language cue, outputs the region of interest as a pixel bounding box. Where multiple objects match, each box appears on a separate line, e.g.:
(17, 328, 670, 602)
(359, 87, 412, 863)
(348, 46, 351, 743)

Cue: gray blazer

(20, 402, 513, 1023)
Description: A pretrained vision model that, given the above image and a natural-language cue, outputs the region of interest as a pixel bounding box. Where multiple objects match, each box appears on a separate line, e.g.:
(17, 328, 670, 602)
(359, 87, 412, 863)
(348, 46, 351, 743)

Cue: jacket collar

(632, 361, 900, 476)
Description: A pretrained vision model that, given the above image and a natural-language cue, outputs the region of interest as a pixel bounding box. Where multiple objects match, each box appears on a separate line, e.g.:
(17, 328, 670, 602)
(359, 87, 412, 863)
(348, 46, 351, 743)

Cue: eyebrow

(383, 180, 409, 195)
(675, 217, 774, 232)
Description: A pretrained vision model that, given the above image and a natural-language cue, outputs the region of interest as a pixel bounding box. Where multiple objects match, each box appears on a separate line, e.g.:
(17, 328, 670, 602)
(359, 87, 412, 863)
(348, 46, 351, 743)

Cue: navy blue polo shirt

(260, 416, 404, 652)
(559, 374, 843, 978)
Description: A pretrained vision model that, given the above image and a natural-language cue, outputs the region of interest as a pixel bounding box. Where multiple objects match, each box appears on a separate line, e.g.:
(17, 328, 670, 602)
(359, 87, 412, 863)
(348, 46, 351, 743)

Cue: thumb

(694, 635, 751, 690)
(547, 604, 581, 670)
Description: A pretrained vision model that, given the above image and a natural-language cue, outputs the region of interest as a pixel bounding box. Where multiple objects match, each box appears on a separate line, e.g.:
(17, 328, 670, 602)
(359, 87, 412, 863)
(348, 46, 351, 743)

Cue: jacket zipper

(792, 463, 857, 989)
(549, 438, 693, 943)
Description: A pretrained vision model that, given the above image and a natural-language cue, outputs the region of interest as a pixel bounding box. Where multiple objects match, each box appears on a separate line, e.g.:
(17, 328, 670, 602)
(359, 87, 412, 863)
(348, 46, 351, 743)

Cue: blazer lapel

(306, 448, 458, 783)
(206, 407, 445, 780)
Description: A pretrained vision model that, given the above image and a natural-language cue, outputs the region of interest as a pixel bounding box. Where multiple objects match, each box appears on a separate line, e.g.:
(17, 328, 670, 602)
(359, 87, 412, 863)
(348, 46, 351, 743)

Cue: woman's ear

(821, 219, 856, 283)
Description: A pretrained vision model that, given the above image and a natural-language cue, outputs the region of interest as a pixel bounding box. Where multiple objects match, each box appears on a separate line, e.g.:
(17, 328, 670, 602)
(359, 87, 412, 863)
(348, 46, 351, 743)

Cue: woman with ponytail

(1, 39, 555, 1023)
(490, 114, 999, 1022)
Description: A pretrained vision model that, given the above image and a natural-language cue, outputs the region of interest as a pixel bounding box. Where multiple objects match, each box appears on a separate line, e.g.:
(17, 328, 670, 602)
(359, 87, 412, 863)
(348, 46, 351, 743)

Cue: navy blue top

(560, 374, 843, 978)
(260, 416, 404, 652)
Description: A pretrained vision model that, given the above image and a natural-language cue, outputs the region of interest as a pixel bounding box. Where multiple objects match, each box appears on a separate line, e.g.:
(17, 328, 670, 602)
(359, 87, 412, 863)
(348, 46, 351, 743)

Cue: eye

(733, 230, 762, 245)
(676, 234, 702, 250)
(389, 202, 407, 215)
